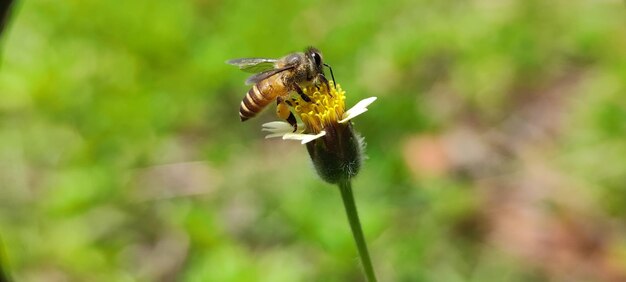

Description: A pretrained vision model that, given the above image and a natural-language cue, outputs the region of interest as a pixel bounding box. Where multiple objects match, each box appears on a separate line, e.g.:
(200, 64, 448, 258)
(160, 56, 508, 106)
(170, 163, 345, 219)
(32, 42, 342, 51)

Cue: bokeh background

(1, 0, 626, 281)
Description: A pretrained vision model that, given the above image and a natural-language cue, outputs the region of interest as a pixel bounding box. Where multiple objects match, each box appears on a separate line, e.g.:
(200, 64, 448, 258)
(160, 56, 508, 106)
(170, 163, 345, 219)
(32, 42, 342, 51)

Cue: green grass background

(1, 0, 626, 281)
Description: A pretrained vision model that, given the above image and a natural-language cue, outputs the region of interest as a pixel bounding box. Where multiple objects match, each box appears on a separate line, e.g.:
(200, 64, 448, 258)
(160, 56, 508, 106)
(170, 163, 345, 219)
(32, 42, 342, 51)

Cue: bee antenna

(323, 63, 336, 83)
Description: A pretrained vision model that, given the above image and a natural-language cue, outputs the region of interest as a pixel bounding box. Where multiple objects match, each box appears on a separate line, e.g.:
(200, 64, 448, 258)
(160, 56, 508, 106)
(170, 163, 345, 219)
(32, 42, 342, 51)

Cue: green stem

(0, 234, 11, 282)
(338, 179, 377, 282)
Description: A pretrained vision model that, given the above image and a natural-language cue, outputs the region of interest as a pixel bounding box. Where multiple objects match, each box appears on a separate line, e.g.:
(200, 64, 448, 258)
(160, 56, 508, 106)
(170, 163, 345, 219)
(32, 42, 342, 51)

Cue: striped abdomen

(239, 74, 287, 121)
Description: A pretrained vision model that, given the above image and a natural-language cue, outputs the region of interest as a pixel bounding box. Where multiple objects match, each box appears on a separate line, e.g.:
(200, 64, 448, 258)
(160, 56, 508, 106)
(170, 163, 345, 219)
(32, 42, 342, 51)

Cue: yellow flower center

(293, 81, 346, 134)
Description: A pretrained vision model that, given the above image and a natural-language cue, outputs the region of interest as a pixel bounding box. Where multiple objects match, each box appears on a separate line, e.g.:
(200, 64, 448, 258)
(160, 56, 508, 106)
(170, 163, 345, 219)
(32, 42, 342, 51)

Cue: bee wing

(226, 58, 278, 73)
(245, 65, 295, 85)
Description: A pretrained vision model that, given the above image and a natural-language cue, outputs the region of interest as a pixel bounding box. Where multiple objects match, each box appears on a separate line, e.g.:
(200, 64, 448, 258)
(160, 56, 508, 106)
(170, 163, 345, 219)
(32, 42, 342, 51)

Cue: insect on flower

(228, 47, 376, 183)
(227, 47, 334, 132)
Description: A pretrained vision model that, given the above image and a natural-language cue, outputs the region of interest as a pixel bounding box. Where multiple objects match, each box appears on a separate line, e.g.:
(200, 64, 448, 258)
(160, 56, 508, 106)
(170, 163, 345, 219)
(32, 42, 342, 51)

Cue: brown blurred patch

(484, 177, 626, 282)
(131, 161, 220, 201)
(120, 230, 189, 282)
(402, 134, 451, 179)
(407, 67, 626, 281)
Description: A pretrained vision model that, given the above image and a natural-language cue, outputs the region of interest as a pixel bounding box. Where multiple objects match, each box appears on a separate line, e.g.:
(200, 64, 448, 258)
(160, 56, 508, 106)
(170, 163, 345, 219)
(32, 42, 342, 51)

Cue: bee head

(305, 47, 336, 83)
(305, 47, 325, 76)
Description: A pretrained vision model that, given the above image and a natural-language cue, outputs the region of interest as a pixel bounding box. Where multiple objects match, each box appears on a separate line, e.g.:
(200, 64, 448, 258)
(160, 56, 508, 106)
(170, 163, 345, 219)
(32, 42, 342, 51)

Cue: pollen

(293, 81, 346, 133)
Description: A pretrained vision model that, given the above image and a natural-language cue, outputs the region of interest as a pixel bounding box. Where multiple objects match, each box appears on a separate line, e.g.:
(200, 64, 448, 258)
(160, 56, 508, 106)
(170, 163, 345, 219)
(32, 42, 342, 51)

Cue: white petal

(262, 121, 305, 139)
(282, 131, 326, 144)
(262, 121, 294, 133)
(265, 133, 286, 139)
(339, 97, 377, 123)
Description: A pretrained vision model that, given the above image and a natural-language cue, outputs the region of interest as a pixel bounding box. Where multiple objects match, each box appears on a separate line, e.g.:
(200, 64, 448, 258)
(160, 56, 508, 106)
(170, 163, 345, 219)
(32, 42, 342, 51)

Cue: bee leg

(293, 84, 311, 102)
(277, 98, 298, 132)
(317, 74, 332, 96)
(287, 112, 297, 132)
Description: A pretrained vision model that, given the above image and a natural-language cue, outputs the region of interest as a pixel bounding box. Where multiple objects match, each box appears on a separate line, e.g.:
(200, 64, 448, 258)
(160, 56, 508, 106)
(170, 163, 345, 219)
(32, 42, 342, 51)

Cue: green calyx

(305, 122, 363, 184)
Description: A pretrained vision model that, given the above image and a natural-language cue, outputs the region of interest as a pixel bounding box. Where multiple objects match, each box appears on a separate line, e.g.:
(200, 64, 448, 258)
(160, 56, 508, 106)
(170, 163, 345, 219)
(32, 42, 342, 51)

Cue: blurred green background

(1, 0, 626, 281)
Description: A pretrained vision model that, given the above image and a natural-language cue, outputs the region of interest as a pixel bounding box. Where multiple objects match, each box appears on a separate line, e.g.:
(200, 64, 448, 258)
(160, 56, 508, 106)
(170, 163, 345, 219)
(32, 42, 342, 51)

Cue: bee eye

(312, 52, 322, 66)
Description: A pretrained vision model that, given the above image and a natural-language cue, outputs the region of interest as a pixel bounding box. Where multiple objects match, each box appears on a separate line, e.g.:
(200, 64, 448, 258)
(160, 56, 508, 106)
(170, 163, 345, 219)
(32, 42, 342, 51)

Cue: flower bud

(306, 122, 364, 184)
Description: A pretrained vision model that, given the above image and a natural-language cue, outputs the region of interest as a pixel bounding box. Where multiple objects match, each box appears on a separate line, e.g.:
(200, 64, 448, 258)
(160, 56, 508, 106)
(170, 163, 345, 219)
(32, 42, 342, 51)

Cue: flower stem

(0, 234, 11, 282)
(338, 179, 377, 282)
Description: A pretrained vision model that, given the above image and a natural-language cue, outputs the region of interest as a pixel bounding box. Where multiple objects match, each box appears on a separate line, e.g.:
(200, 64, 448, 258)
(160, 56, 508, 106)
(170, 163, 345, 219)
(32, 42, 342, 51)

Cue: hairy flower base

(306, 122, 364, 183)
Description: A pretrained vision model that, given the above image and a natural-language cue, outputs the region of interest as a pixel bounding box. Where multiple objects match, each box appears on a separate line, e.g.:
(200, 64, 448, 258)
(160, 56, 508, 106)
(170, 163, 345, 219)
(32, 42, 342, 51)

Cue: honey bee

(227, 47, 334, 131)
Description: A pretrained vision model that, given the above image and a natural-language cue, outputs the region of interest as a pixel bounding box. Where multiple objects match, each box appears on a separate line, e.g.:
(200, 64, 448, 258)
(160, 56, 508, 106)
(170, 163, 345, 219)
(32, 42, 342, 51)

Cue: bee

(227, 47, 335, 131)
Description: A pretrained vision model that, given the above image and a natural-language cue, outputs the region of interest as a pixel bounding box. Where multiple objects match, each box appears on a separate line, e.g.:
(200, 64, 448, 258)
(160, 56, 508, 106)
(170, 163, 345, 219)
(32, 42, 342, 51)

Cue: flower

(262, 82, 376, 144)
(256, 81, 379, 280)
(261, 82, 376, 183)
